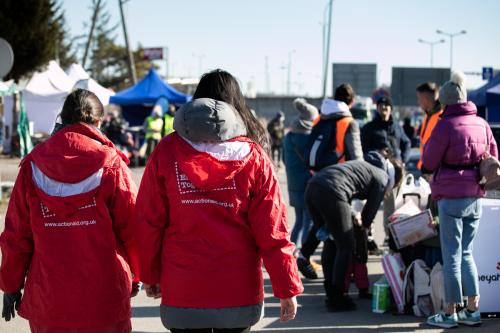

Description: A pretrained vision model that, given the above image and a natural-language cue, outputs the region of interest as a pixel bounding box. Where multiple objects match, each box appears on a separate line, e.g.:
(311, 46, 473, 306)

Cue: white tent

(4, 61, 75, 134)
(1, 80, 17, 152)
(66, 63, 114, 106)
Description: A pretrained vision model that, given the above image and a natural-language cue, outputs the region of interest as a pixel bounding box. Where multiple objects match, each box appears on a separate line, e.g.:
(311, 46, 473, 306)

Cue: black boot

(297, 256, 318, 279)
(324, 285, 356, 312)
(358, 288, 373, 300)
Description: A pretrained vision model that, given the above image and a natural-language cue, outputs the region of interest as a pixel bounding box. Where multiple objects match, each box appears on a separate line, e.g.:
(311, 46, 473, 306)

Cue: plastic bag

(372, 276, 390, 313)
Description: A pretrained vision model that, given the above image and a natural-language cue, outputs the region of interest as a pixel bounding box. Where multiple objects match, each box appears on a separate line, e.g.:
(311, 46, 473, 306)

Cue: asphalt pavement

(0, 160, 499, 332)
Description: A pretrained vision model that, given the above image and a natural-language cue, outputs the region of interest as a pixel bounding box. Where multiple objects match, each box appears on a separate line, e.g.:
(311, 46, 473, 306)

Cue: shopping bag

(387, 200, 421, 224)
(382, 252, 406, 314)
(372, 276, 390, 313)
(395, 174, 431, 210)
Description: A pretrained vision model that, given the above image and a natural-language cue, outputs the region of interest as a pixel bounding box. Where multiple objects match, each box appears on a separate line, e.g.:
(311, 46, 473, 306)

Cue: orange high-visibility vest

(418, 110, 443, 169)
(335, 116, 354, 163)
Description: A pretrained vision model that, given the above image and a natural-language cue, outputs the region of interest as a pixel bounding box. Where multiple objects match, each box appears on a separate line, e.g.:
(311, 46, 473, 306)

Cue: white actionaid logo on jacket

(31, 162, 101, 227)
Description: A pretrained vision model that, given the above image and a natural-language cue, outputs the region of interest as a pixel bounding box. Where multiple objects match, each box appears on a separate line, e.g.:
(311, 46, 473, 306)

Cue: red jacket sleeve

(109, 159, 140, 282)
(0, 163, 34, 293)
(134, 151, 169, 285)
(247, 151, 303, 299)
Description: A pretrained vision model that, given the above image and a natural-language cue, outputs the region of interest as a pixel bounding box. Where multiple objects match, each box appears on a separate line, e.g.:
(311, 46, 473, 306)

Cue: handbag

(479, 124, 500, 190)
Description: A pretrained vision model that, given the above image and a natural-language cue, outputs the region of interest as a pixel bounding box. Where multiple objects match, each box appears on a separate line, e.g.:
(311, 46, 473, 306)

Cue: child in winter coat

(0, 89, 139, 333)
(135, 70, 303, 333)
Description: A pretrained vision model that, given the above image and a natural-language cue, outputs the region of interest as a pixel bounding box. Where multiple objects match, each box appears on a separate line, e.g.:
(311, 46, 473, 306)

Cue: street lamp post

(418, 38, 445, 67)
(436, 29, 466, 69)
(322, 0, 333, 98)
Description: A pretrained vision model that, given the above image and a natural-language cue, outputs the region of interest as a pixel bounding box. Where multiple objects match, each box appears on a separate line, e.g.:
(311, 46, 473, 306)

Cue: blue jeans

(291, 207, 312, 248)
(438, 197, 482, 304)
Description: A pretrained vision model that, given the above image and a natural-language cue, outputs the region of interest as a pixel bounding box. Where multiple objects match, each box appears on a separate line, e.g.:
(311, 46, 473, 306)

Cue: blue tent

(468, 74, 500, 107)
(110, 68, 191, 126)
(486, 83, 500, 123)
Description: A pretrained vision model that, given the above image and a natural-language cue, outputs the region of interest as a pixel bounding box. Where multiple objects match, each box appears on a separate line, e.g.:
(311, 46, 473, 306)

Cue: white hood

(320, 98, 352, 117)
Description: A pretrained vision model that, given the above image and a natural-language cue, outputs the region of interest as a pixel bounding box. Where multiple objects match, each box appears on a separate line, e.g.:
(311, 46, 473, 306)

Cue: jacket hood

(443, 101, 477, 118)
(28, 123, 128, 183)
(320, 98, 352, 119)
(173, 98, 247, 142)
(25, 123, 128, 217)
(173, 133, 254, 190)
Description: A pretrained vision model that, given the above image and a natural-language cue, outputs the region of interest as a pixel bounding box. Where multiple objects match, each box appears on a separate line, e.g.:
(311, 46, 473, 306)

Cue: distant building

(332, 63, 377, 97)
(391, 67, 450, 106)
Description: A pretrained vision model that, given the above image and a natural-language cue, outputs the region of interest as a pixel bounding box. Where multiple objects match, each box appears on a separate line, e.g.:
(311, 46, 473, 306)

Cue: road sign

(483, 67, 494, 81)
(143, 47, 163, 60)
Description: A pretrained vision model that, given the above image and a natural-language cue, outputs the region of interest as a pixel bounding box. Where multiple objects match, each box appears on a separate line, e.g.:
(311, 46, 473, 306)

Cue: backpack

(304, 117, 352, 171)
(402, 259, 434, 317)
(430, 262, 445, 314)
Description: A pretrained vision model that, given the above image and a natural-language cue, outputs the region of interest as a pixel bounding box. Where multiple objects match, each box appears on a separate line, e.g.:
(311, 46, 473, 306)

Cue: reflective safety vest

(418, 110, 443, 169)
(145, 116, 163, 140)
(335, 116, 354, 163)
(163, 114, 175, 137)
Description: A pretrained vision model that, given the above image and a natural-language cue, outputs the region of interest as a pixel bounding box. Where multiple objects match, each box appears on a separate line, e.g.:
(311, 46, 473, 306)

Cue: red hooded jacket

(0, 123, 139, 328)
(135, 133, 303, 309)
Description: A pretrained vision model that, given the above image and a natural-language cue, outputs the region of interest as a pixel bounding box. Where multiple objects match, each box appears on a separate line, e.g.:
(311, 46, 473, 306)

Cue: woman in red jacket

(0, 89, 139, 333)
(135, 69, 303, 333)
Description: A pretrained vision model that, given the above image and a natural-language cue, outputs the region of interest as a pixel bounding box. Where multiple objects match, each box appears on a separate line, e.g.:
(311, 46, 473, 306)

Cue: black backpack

(304, 119, 339, 171)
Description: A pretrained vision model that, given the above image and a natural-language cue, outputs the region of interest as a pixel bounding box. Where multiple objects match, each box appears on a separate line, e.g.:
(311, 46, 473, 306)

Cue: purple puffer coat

(422, 101, 498, 200)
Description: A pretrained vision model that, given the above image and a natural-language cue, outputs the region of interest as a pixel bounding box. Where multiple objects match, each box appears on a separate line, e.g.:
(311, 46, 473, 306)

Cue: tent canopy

(468, 74, 500, 107)
(66, 63, 114, 106)
(21, 61, 74, 133)
(109, 68, 191, 106)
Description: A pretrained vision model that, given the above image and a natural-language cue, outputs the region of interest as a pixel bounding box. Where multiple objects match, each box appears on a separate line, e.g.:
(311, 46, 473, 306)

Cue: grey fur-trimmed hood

(173, 98, 247, 142)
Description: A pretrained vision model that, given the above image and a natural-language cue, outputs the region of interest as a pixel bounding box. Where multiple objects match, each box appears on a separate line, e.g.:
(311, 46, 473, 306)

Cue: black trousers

(299, 224, 321, 258)
(305, 183, 354, 296)
(170, 328, 250, 333)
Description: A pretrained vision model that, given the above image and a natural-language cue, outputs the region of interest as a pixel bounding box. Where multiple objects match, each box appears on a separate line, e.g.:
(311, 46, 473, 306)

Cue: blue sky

(63, 0, 500, 97)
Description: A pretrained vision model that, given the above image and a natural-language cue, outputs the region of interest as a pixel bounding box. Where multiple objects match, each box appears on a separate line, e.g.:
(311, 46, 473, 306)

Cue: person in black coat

(361, 96, 411, 163)
(305, 152, 403, 312)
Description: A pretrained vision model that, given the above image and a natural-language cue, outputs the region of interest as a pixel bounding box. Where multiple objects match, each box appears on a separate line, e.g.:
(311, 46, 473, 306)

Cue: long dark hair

(193, 69, 270, 153)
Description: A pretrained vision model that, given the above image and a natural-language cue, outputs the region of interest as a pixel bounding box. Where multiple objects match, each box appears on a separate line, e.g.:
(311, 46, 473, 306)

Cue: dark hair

(60, 89, 104, 125)
(334, 83, 355, 105)
(193, 69, 270, 153)
(416, 82, 439, 95)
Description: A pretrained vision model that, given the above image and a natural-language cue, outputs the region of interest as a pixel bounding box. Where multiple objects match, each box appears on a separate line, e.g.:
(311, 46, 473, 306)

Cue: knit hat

(364, 150, 386, 170)
(293, 98, 319, 121)
(439, 71, 467, 105)
(376, 96, 393, 107)
(290, 98, 319, 133)
(173, 98, 247, 142)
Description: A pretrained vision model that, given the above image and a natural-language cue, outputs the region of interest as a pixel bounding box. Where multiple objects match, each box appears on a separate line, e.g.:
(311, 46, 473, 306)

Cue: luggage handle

(403, 193, 421, 200)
